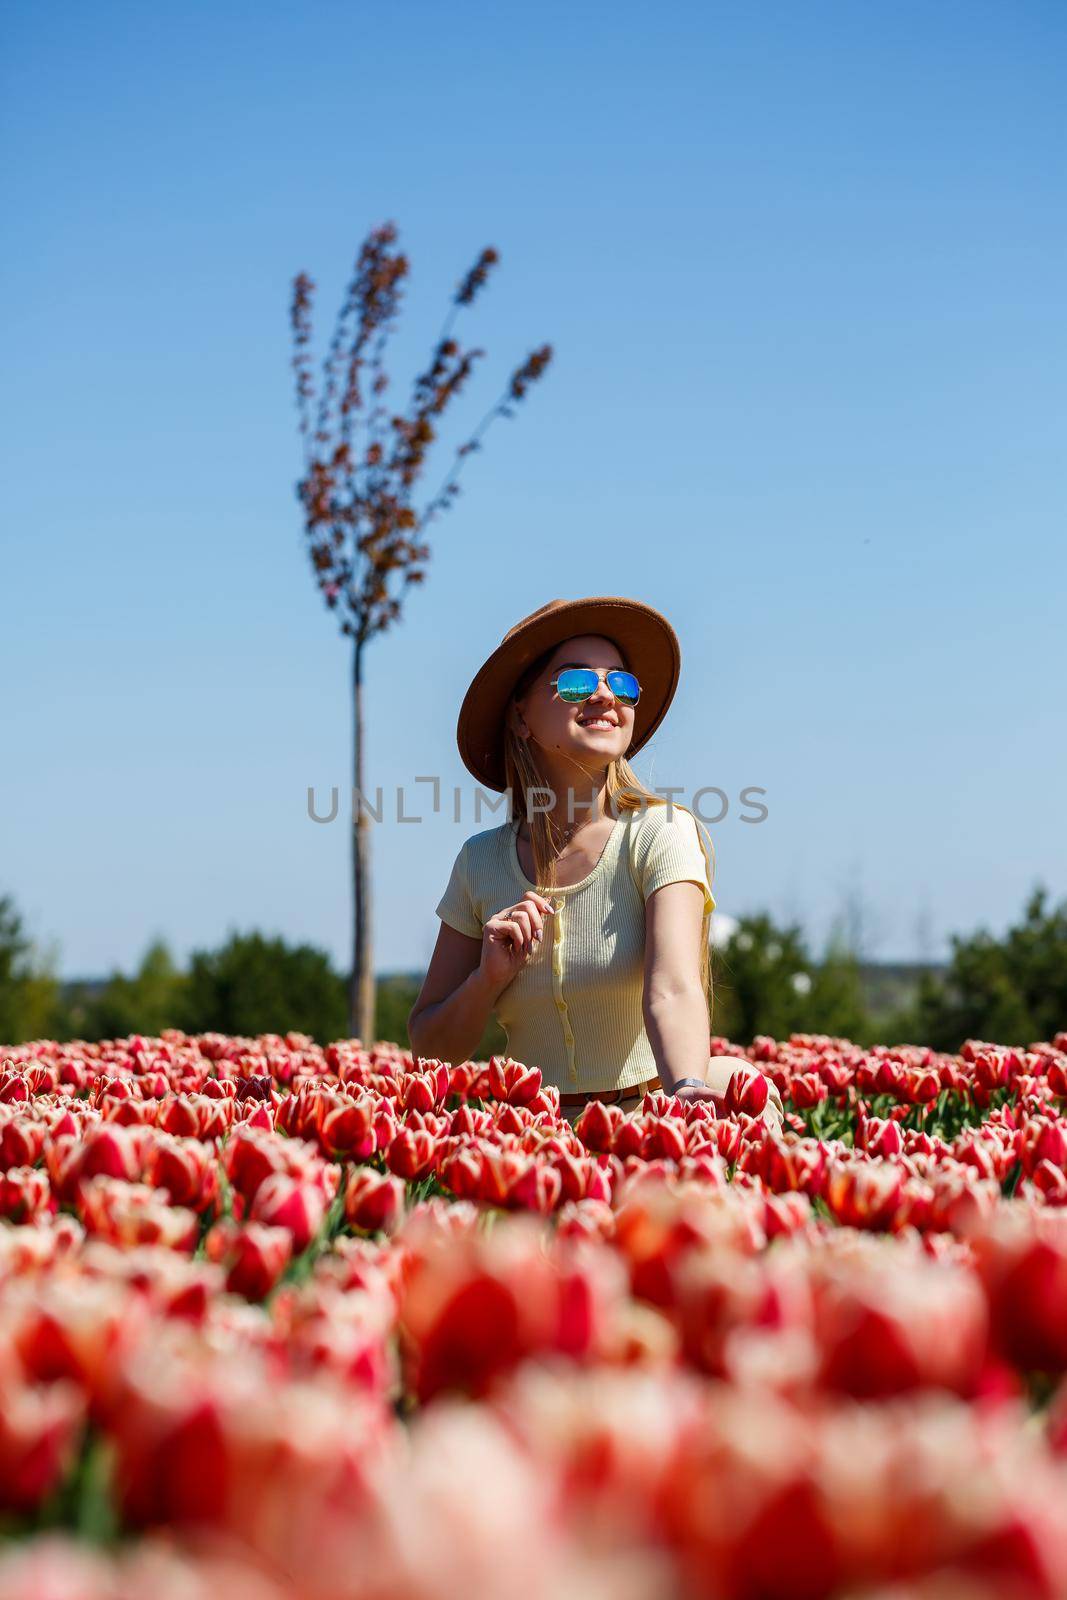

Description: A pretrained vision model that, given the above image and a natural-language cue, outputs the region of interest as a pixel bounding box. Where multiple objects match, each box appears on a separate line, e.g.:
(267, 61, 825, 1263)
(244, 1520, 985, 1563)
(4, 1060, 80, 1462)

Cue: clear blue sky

(2, 0, 1064, 980)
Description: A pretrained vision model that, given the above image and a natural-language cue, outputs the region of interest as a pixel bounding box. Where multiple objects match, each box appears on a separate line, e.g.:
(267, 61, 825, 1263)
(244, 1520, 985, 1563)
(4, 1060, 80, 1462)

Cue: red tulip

(552, 1151, 614, 1206)
(0, 1167, 53, 1223)
(980, 1225, 1067, 1373)
(493, 1102, 532, 1138)
(815, 1260, 989, 1399)
(704, 1119, 742, 1165)
(824, 1159, 903, 1231)
(487, 1057, 543, 1107)
(385, 1128, 438, 1182)
(436, 1142, 485, 1202)
(1027, 1162, 1067, 1205)
(0, 1110, 46, 1170)
(142, 1134, 219, 1214)
(556, 1197, 616, 1241)
(924, 1166, 1000, 1235)
(316, 1091, 379, 1160)
(0, 1072, 29, 1104)
(205, 1220, 292, 1300)
(78, 1123, 146, 1185)
(445, 1062, 478, 1099)
(902, 1067, 942, 1104)
(856, 1115, 904, 1159)
(612, 1114, 651, 1160)
(875, 1058, 905, 1096)
(505, 1159, 562, 1215)
(724, 1065, 770, 1118)
(276, 1085, 321, 1139)
(24, 1064, 59, 1094)
(762, 1190, 812, 1238)
(642, 1116, 688, 1164)
(158, 1094, 232, 1141)
(820, 1059, 852, 1094)
(78, 1177, 199, 1252)
(0, 1374, 86, 1514)
(527, 1085, 561, 1117)
(450, 1104, 494, 1139)
(250, 1173, 328, 1253)
(1020, 1118, 1067, 1178)
(345, 1167, 405, 1234)
(400, 1067, 448, 1114)
(952, 1134, 1002, 1182)
(760, 1137, 827, 1199)
(473, 1145, 525, 1208)
(400, 1222, 610, 1401)
(223, 1127, 293, 1205)
(573, 1098, 621, 1153)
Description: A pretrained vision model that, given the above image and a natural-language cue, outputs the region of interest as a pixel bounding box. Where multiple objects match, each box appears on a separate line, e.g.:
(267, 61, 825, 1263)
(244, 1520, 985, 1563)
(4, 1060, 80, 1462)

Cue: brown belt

(558, 1076, 660, 1107)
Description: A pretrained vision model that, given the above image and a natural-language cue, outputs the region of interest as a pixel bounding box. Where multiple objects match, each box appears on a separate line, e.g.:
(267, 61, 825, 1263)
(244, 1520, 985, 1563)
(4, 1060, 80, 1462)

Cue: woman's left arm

(642, 879, 715, 1093)
(643, 880, 783, 1128)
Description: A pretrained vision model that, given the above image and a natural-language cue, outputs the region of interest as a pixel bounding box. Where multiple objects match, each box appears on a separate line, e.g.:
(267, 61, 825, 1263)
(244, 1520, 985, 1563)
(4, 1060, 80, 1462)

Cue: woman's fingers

(485, 913, 525, 956)
(519, 893, 555, 946)
(507, 904, 536, 948)
(520, 897, 554, 945)
(482, 892, 558, 973)
(487, 911, 537, 960)
(674, 1085, 720, 1105)
(489, 893, 557, 958)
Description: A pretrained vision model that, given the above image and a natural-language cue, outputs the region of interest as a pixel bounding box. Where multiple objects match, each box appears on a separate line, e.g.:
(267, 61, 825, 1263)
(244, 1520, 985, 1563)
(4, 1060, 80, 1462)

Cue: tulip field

(4, 1031, 1067, 1598)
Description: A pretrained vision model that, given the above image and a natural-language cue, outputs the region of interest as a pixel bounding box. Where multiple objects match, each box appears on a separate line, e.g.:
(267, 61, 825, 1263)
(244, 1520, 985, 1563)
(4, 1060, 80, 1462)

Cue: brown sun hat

(456, 596, 682, 793)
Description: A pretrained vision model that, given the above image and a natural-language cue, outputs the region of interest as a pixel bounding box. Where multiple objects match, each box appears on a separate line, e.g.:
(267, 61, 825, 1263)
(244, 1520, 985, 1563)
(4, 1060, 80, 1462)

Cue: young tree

(291, 223, 552, 1041)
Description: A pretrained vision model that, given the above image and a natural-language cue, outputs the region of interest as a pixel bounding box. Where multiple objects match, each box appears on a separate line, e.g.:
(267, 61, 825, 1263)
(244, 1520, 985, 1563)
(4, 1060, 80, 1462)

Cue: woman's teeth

(578, 717, 615, 729)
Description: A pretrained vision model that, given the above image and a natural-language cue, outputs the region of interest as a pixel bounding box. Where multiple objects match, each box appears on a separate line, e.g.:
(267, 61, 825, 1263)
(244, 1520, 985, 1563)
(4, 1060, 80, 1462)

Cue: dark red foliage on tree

(290, 223, 552, 646)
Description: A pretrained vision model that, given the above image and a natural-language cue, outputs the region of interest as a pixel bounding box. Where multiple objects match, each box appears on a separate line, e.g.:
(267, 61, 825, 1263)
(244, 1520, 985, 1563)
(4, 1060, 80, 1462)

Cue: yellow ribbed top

(434, 803, 715, 1094)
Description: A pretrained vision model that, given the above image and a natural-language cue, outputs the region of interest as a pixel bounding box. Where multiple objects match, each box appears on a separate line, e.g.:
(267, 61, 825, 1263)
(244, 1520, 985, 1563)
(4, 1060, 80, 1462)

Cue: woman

(409, 596, 783, 1128)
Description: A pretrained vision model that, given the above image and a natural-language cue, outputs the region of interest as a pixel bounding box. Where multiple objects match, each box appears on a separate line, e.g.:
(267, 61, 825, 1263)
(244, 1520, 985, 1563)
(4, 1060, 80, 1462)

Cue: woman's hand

(480, 892, 555, 993)
(671, 1083, 720, 1109)
(671, 1082, 785, 1132)
(668, 1063, 785, 1131)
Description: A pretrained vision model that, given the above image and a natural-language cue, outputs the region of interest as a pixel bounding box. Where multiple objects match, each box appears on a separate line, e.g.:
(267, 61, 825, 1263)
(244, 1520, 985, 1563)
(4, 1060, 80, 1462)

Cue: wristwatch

(671, 1077, 707, 1092)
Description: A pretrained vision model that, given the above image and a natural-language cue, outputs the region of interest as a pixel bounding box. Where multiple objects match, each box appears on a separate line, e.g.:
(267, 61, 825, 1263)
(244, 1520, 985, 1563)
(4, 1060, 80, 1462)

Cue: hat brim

(456, 596, 681, 793)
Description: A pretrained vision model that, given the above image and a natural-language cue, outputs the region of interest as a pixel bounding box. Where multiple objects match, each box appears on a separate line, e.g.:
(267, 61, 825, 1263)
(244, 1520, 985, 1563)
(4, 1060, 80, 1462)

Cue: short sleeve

(434, 841, 483, 939)
(636, 806, 716, 917)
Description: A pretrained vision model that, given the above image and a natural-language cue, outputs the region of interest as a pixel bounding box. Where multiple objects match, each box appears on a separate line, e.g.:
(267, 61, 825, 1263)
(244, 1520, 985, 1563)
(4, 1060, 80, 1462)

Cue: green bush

(0, 894, 61, 1045)
(711, 913, 867, 1046)
(180, 930, 348, 1042)
(915, 885, 1067, 1051)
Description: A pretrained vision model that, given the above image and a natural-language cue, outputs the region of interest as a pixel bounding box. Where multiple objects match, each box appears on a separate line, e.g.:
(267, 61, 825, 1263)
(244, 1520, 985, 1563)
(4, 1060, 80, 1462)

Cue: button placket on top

(550, 892, 579, 1086)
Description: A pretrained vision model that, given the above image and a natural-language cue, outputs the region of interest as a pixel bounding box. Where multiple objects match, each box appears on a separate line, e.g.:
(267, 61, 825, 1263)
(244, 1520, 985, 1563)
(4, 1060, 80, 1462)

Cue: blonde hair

(501, 642, 716, 1014)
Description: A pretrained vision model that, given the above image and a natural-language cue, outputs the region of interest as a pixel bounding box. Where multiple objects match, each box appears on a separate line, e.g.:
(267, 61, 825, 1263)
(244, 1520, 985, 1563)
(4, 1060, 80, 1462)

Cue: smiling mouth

(576, 716, 618, 730)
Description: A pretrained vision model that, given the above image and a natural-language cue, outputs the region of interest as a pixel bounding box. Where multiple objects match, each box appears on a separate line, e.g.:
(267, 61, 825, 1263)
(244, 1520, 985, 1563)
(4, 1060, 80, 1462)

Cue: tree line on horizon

(1, 884, 1064, 1058)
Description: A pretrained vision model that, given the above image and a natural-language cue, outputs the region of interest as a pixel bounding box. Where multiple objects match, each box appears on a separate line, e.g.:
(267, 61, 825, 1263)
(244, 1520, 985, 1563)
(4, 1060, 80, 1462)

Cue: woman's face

(510, 633, 636, 776)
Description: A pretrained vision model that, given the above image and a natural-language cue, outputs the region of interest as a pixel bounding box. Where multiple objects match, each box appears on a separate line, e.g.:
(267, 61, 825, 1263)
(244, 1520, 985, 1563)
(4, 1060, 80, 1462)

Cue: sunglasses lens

(556, 668, 599, 701)
(607, 671, 641, 705)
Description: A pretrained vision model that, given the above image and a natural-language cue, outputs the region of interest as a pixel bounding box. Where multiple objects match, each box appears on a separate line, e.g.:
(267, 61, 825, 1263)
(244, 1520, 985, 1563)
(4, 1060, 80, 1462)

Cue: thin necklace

(518, 814, 608, 909)
(554, 816, 587, 847)
(518, 813, 593, 854)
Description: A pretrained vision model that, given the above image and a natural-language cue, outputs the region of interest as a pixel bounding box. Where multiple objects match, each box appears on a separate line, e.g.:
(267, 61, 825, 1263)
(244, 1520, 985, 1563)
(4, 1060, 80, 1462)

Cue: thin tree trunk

(350, 639, 375, 1042)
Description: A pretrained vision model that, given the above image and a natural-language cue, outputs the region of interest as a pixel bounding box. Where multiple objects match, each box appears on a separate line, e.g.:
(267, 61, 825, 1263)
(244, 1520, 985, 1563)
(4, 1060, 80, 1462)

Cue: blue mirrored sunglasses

(549, 667, 642, 707)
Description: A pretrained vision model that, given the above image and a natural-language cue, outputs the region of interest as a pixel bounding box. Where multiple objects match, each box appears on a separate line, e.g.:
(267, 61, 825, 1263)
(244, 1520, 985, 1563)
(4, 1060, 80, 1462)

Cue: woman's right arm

(408, 926, 505, 1065)
(408, 891, 555, 1065)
